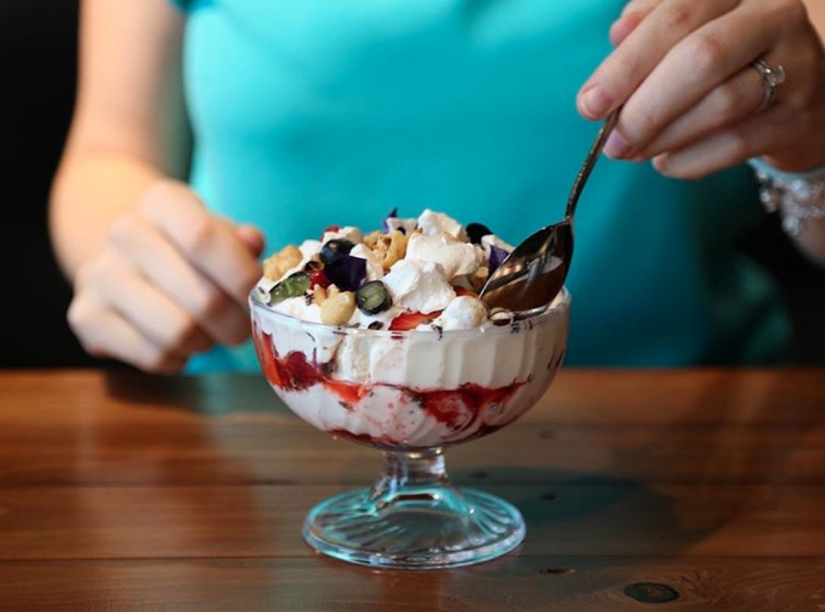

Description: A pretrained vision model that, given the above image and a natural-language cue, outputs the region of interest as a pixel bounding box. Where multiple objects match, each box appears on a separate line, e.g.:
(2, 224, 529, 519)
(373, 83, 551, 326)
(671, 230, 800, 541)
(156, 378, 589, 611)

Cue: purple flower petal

(488, 244, 509, 275)
(381, 207, 399, 233)
(325, 255, 367, 292)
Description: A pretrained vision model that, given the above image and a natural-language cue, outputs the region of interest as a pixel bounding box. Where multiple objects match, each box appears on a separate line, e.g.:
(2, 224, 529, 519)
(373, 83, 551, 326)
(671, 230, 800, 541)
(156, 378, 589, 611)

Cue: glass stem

(370, 447, 454, 502)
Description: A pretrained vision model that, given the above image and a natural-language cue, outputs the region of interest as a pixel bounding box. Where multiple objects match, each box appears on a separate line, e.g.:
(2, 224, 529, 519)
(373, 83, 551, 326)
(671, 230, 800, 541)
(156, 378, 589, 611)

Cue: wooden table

(1, 369, 824, 610)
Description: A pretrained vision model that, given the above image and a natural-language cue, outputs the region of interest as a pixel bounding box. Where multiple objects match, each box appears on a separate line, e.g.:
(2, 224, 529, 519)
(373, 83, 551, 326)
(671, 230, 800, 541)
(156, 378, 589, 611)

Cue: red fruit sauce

(253, 327, 525, 444)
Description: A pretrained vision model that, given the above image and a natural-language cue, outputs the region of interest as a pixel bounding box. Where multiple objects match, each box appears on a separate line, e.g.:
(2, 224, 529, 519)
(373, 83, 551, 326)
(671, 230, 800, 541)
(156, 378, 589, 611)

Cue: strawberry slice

(389, 310, 442, 331)
(253, 328, 284, 388)
(453, 286, 477, 298)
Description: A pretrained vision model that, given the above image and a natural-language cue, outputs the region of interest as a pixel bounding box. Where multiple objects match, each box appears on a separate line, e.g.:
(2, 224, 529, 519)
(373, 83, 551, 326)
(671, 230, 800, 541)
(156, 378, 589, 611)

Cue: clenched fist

(68, 180, 265, 373)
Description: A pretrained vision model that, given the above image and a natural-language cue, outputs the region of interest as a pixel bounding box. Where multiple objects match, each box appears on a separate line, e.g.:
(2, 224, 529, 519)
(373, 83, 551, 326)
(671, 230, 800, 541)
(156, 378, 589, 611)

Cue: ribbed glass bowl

(250, 288, 570, 569)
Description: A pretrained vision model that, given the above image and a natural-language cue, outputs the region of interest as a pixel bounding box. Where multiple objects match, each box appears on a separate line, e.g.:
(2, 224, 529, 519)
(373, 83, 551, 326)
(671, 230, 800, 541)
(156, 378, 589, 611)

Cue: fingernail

(604, 131, 631, 159)
(580, 87, 612, 119)
(652, 155, 671, 175)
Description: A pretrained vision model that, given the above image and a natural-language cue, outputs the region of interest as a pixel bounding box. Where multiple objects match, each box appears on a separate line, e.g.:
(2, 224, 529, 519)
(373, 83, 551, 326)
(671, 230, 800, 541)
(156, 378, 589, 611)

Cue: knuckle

(780, 0, 808, 27)
(194, 287, 233, 321)
(177, 216, 217, 258)
(687, 33, 726, 75)
(90, 253, 124, 287)
(625, 104, 658, 143)
(139, 179, 186, 212)
(725, 131, 749, 163)
(106, 212, 138, 248)
(169, 317, 205, 352)
(714, 80, 744, 119)
(67, 300, 107, 357)
(662, 2, 693, 32)
(66, 297, 92, 335)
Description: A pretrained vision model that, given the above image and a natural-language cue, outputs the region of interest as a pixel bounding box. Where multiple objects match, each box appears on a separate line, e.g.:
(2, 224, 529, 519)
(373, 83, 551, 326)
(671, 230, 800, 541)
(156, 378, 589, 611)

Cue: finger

(651, 104, 802, 179)
(107, 211, 254, 346)
(605, 6, 781, 160)
(610, 0, 661, 46)
(140, 181, 262, 307)
(578, 0, 738, 120)
(610, 12, 646, 47)
(632, 64, 765, 159)
(214, 215, 266, 258)
(68, 293, 187, 375)
(92, 253, 215, 357)
(619, 0, 662, 19)
(235, 224, 266, 258)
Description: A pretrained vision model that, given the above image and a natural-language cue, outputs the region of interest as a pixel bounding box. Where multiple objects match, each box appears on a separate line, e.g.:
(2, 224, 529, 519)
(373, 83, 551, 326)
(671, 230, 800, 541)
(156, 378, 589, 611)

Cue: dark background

(1, 2, 823, 369)
(1, 2, 95, 368)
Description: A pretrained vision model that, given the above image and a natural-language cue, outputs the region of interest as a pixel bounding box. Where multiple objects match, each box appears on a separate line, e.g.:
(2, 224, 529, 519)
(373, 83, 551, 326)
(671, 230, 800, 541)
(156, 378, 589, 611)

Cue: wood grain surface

(1, 369, 823, 611)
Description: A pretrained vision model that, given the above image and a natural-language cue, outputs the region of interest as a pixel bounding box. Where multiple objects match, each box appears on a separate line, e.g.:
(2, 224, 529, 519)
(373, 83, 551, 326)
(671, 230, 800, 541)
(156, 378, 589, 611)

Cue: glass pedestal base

(302, 449, 525, 569)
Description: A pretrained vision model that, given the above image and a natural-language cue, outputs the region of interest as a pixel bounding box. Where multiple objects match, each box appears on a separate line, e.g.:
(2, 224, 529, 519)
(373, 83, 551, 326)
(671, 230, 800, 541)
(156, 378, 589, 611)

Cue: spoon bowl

(478, 220, 573, 317)
(479, 110, 618, 316)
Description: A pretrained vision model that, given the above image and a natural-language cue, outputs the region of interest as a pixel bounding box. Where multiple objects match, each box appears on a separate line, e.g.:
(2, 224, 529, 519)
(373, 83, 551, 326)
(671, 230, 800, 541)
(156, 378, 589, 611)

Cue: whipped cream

(256, 208, 512, 332)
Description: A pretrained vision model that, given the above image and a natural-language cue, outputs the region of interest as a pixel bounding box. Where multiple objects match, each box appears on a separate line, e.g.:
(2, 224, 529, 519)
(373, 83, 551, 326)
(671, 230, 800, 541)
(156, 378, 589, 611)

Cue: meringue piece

(382, 259, 456, 314)
(417, 209, 467, 241)
(322, 226, 363, 245)
(433, 295, 488, 330)
(386, 216, 418, 235)
(406, 233, 484, 280)
(481, 234, 514, 253)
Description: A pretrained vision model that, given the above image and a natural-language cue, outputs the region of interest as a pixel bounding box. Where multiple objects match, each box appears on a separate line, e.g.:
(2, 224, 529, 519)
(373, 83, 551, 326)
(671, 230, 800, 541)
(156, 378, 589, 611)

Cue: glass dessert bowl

(250, 287, 570, 569)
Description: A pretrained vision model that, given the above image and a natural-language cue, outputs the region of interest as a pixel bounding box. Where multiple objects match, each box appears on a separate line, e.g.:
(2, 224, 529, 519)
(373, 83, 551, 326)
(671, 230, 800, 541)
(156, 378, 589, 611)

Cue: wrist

(748, 158, 825, 236)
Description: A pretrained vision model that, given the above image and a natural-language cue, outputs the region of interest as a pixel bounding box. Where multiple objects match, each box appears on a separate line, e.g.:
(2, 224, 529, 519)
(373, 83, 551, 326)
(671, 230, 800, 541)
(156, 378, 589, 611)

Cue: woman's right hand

(68, 180, 265, 374)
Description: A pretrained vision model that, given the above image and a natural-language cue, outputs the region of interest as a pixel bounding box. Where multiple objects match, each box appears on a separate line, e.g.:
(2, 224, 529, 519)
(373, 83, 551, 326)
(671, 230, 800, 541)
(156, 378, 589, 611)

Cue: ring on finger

(750, 58, 786, 114)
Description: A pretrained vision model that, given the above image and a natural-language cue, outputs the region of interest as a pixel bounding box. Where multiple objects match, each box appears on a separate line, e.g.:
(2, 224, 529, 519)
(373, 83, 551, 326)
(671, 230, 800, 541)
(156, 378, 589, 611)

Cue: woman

(50, 0, 825, 373)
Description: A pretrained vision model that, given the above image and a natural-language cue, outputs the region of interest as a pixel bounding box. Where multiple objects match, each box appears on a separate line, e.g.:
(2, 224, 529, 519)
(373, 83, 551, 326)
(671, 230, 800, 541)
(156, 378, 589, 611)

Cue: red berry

(388, 311, 441, 331)
(309, 268, 331, 289)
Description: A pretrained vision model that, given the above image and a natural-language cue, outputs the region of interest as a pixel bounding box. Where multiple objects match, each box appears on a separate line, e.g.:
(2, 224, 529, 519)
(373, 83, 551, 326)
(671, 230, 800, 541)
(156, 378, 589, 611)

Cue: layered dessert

(250, 209, 569, 449)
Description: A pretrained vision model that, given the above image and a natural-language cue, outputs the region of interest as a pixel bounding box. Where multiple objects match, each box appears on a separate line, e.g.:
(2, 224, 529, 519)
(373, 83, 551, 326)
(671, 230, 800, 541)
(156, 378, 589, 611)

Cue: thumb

(235, 224, 266, 258)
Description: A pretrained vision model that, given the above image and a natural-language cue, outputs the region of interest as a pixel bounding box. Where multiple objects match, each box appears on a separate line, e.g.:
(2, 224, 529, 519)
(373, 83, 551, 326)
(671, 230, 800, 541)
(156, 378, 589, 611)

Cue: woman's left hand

(577, 0, 825, 177)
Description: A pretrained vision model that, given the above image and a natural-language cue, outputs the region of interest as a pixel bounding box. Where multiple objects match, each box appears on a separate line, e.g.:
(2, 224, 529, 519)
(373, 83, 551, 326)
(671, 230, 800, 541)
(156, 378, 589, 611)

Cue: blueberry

(356, 280, 392, 315)
(320, 239, 355, 265)
(466, 223, 493, 244)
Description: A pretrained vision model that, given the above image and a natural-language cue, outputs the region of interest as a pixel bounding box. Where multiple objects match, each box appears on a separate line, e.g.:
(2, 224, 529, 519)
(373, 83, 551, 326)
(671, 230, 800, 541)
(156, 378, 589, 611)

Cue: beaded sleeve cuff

(749, 158, 825, 236)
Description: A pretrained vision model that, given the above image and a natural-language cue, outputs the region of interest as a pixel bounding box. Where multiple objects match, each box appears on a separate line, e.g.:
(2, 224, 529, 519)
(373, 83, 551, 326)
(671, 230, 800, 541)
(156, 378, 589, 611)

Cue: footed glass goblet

(250, 289, 570, 569)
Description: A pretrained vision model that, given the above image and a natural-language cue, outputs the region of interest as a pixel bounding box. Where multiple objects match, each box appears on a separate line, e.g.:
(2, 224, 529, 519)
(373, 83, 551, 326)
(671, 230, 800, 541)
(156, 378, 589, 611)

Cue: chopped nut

(320, 291, 356, 326)
(363, 231, 382, 249)
(263, 245, 303, 281)
(370, 230, 409, 271)
(489, 307, 515, 326)
(468, 266, 489, 292)
(313, 285, 328, 305)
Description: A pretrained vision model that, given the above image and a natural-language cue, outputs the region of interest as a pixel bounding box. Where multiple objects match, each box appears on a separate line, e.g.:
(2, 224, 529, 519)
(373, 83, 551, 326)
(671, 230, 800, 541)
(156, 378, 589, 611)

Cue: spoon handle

(564, 109, 619, 220)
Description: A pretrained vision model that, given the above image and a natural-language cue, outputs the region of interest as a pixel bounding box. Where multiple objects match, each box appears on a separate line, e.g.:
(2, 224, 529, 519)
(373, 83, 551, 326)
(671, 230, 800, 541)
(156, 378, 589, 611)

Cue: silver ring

(750, 58, 786, 114)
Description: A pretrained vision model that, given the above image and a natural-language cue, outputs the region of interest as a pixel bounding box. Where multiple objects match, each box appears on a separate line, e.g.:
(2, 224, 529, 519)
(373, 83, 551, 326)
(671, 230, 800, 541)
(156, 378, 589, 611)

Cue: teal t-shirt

(170, 0, 789, 371)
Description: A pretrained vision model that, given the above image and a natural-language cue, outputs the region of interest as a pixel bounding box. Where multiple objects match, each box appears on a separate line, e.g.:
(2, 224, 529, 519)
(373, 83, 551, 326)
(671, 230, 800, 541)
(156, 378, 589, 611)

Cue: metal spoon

(479, 109, 619, 317)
